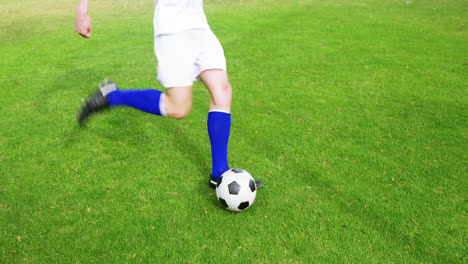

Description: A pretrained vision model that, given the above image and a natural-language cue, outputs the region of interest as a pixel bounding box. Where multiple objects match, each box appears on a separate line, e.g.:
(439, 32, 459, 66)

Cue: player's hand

(75, 9, 92, 38)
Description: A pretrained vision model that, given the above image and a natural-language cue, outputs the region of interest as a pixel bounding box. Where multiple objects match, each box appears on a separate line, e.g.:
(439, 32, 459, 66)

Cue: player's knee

(212, 83, 232, 109)
(223, 83, 232, 103)
(172, 108, 191, 119)
(164, 90, 193, 119)
(168, 103, 192, 119)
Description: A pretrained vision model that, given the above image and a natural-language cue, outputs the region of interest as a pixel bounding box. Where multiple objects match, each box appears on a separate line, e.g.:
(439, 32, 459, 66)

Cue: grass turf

(0, 0, 466, 262)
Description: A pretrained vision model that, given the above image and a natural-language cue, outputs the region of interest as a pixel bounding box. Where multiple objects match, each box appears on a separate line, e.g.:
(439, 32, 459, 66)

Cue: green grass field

(1, 0, 466, 262)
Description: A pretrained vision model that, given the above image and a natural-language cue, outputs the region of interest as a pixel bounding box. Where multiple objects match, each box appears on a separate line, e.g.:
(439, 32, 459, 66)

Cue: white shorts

(154, 29, 226, 88)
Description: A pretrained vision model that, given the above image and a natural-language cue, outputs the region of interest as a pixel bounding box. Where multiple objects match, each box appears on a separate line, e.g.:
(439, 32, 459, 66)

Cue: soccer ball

(216, 169, 257, 212)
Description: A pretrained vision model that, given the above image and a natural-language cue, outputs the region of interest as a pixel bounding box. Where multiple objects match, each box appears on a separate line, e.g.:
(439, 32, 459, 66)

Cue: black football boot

(77, 78, 116, 126)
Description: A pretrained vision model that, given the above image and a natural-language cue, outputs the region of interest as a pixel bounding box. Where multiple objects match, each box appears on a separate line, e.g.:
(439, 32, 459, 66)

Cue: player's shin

(207, 111, 231, 179)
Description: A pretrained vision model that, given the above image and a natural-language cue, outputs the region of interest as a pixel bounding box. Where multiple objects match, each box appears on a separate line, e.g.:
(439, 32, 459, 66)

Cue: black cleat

(77, 78, 116, 126)
(209, 175, 218, 189)
(209, 175, 263, 189)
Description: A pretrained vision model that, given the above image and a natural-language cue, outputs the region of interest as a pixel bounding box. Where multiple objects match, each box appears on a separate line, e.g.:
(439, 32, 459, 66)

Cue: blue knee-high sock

(107, 89, 166, 116)
(207, 111, 231, 179)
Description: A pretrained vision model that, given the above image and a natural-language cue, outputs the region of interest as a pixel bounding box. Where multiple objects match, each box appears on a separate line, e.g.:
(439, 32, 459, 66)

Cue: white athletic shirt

(154, 0, 210, 36)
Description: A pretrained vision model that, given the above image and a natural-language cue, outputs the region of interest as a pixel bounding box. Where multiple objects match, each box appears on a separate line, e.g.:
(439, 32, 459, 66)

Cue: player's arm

(75, 0, 92, 38)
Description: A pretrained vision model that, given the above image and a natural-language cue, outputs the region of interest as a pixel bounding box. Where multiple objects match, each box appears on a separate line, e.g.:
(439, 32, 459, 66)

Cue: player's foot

(209, 175, 218, 189)
(209, 175, 263, 189)
(77, 78, 116, 126)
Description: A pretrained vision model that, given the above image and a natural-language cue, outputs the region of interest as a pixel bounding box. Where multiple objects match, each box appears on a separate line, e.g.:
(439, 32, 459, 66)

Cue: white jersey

(154, 0, 210, 36)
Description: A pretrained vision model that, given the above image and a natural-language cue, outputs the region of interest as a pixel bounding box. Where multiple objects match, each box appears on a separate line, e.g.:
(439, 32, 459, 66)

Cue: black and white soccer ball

(216, 169, 257, 212)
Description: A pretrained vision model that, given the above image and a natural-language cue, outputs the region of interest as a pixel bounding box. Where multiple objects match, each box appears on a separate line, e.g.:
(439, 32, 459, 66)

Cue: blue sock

(107, 89, 166, 116)
(207, 111, 231, 179)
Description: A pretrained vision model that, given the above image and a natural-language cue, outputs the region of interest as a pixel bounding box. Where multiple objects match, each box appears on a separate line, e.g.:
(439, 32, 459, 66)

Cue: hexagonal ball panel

(228, 181, 241, 195)
(231, 169, 244, 173)
(238, 201, 250, 211)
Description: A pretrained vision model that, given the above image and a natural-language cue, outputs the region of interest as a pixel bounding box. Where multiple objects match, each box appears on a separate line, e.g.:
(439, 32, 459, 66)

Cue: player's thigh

(166, 86, 193, 105)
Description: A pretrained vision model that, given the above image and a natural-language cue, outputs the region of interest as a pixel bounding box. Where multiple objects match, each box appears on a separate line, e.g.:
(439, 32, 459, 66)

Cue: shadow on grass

(66, 107, 214, 190)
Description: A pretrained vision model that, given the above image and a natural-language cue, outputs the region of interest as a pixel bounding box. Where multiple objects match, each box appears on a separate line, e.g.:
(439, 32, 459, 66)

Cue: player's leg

(199, 69, 232, 113)
(199, 69, 232, 184)
(107, 83, 193, 120)
(78, 79, 193, 125)
(106, 84, 167, 116)
(163, 86, 193, 119)
(78, 31, 195, 125)
(194, 30, 232, 184)
(199, 69, 262, 188)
